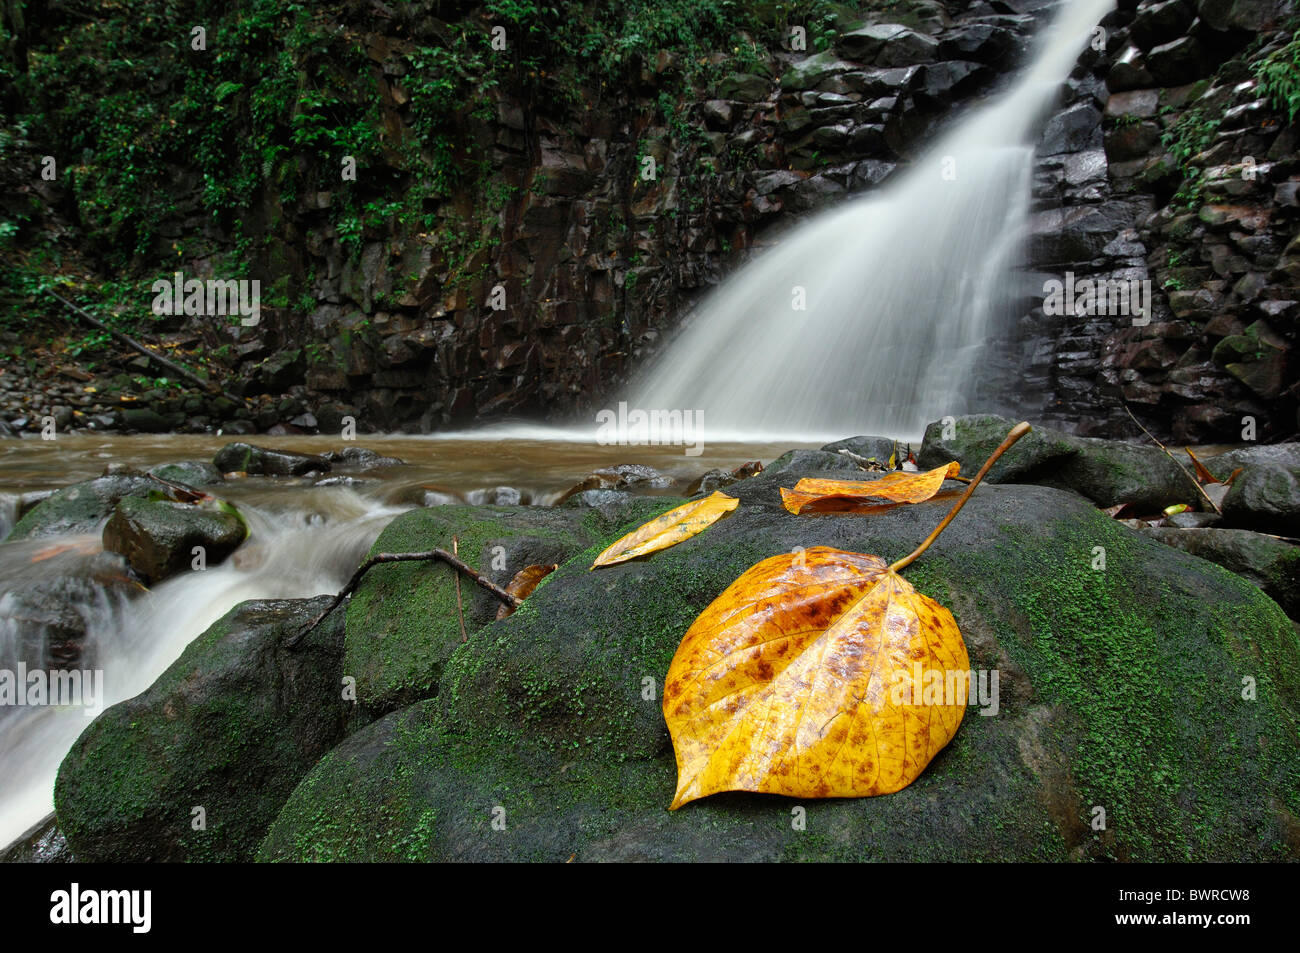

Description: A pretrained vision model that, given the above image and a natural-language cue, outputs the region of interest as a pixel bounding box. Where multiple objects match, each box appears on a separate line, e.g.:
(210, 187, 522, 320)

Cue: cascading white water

(0, 490, 405, 850)
(628, 0, 1115, 439)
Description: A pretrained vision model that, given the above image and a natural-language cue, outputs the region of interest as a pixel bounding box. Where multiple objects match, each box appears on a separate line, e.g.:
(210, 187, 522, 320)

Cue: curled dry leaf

(1185, 447, 1219, 486)
(663, 547, 969, 809)
(780, 462, 961, 514)
(496, 563, 558, 620)
(590, 491, 739, 569)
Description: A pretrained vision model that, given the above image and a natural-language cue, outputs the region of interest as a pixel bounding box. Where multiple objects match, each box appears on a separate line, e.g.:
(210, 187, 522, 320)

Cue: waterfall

(627, 0, 1115, 439)
(0, 492, 404, 851)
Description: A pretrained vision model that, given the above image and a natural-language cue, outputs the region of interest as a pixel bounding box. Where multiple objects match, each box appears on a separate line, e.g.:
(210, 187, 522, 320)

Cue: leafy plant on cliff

(1255, 29, 1300, 123)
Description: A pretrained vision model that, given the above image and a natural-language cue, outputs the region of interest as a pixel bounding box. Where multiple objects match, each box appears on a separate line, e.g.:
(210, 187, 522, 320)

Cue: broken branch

(286, 547, 520, 649)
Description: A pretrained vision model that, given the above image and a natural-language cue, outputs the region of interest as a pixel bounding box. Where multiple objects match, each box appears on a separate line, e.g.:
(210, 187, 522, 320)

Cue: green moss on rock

(55, 596, 350, 862)
(262, 478, 1300, 861)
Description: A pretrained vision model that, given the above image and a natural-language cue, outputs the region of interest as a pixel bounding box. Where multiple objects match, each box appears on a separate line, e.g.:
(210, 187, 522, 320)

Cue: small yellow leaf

(780, 462, 960, 514)
(591, 492, 739, 569)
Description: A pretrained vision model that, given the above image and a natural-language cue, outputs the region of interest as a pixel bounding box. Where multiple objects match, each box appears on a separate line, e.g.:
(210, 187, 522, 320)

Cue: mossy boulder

(342, 498, 680, 715)
(260, 467, 1300, 862)
(102, 497, 247, 585)
(1222, 463, 1300, 536)
(1142, 526, 1300, 618)
(4, 474, 172, 541)
(779, 51, 855, 90)
(54, 596, 350, 862)
(918, 414, 1190, 511)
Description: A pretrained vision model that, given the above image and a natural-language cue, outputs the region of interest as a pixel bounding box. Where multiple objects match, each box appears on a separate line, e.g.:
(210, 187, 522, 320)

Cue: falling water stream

(0, 0, 1116, 853)
(630, 0, 1116, 437)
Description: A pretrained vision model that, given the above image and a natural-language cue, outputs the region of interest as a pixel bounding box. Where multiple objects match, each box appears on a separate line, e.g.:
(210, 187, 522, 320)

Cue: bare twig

(287, 548, 519, 649)
(1120, 403, 1220, 515)
(836, 448, 879, 470)
(453, 535, 468, 644)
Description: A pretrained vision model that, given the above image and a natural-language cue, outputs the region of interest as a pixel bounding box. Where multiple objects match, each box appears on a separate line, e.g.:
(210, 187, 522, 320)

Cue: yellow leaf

(663, 547, 968, 808)
(780, 462, 961, 514)
(590, 492, 739, 569)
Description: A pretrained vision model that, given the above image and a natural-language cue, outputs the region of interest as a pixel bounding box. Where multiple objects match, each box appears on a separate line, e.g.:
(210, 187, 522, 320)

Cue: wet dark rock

(0, 551, 140, 670)
(320, 446, 405, 469)
(939, 22, 1019, 64)
(0, 815, 72, 863)
(779, 52, 856, 90)
(684, 461, 763, 496)
(918, 414, 1191, 511)
(1039, 102, 1103, 156)
(1107, 46, 1156, 91)
(120, 407, 184, 433)
(591, 464, 675, 490)
(472, 486, 530, 506)
(820, 435, 904, 463)
(5, 474, 173, 541)
(1197, 0, 1293, 32)
(1144, 35, 1211, 86)
(836, 24, 940, 66)
(213, 442, 330, 476)
(102, 497, 247, 586)
(1130, 0, 1197, 51)
(54, 596, 352, 862)
(147, 460, 223, 487)
(1222, 463, 1300, 536)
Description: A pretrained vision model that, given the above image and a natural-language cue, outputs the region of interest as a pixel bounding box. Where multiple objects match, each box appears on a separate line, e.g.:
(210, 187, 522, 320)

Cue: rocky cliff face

(241, 0, 1050, 432)
(1011, 0, 1299, 441)
(3, 0, 1298, 439)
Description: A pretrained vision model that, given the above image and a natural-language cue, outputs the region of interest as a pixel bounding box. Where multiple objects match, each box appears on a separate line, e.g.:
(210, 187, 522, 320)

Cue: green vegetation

(0, 0, 883, 371)
(1255, 28, 1300, 123)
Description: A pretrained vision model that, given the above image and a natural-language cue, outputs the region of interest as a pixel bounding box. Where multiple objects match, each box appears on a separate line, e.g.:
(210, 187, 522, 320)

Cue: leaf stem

(889, 422, 1032, 573)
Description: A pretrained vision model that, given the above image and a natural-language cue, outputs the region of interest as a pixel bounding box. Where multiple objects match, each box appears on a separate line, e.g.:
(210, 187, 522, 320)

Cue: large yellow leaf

(780, 462, 961, 514)
(590, 491, 739, 569)
(662, 546, 969, 808)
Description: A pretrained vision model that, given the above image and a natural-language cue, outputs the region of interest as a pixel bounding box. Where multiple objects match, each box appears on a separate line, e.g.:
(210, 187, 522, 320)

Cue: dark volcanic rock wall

(5, 0, 1298, 439)
(267, 0, 1047, 432)
(1005, 0, 1299, 441)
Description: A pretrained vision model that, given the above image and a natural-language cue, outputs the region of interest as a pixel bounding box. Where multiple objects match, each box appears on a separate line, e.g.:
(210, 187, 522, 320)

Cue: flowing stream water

(0, 432, 810, 849)
(0, 0, 1116, 853)
(629, 0, 1116, 437)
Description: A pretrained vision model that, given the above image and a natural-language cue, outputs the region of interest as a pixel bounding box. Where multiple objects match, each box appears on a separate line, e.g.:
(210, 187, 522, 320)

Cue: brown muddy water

(0, 430, 826, 507)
